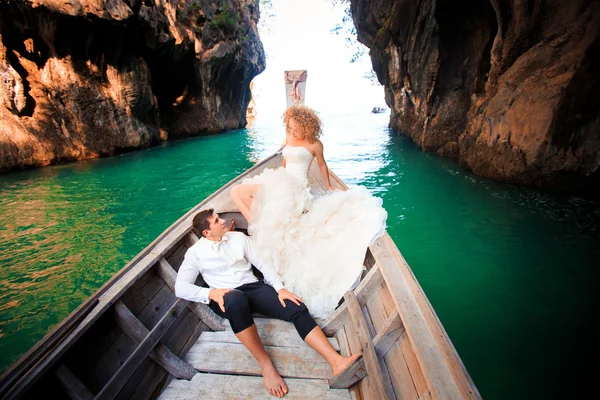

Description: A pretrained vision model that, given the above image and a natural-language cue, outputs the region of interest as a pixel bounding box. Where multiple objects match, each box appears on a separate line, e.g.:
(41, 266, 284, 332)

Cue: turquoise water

(0, 112, 598, 399)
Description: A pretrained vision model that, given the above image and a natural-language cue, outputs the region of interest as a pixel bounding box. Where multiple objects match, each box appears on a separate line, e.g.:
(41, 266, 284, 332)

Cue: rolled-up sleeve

(175, 250, 211, 304)
(242, 235, 285, 292)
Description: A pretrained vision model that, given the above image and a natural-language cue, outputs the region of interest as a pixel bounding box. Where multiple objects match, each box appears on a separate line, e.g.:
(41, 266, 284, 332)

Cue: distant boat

(371, 106, 386, 113)
(246, 80, 257, 119)
(284, 70, 307, 107)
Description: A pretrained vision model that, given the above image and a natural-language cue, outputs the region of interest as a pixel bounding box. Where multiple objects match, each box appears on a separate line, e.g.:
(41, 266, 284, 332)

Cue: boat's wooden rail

(321, 234, 480, 400)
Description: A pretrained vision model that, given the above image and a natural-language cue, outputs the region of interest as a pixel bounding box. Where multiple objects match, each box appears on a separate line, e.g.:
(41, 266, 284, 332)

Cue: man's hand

(278, 289, 304, 308)
(209, 288, 232, 312)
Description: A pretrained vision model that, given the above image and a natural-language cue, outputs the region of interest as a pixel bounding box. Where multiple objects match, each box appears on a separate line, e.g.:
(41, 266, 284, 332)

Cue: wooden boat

(0, 152, 480, 399)
(284, 70, 307, 107)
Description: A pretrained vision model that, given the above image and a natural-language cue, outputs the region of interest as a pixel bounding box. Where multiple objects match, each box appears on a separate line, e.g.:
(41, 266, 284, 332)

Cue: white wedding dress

(242, 145, 387, 318)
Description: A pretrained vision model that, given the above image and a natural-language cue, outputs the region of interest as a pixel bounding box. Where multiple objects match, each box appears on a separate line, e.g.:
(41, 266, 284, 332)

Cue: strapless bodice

(282, 145, 314, 182)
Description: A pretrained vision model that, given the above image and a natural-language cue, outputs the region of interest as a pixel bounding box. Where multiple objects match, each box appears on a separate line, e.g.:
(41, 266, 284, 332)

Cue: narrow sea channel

(1, 111, 598, 399)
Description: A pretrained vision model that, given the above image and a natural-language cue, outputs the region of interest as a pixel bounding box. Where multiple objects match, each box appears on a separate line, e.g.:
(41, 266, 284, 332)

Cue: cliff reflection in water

(0, 167, 126, 366)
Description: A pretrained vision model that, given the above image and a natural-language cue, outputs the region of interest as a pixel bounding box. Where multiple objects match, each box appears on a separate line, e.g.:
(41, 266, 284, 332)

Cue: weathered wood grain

(113, 301, 196, 380)
(164, 241, 188, 272)
(373, 310, 404, 360)
(198, 318, 339, 351)
(321, 265, 383, 336)
(379, 282, 396, 318)
(329, 355, 366, 389)
(363, 293, 397, 399)
(158, 373, 351, 399)
(95, 299, 188, 399)
(365, 289, 389, 334)
(54, 364, 93, 400)
(384, 341, 418, 400)
(363, 249, 376, 271)
(399, 330, 429, 398)
(159, 317, 209, 399)
(156, 257, 226, 331)
(321, 304, 349, 337)
(344, 292, 393, 400)
(344, 322, 370, 399)
(355, 265, 384, 306)
(184, 342, 332, 379)
(93, 283, 174, 387)
(335, 327, 362, 400)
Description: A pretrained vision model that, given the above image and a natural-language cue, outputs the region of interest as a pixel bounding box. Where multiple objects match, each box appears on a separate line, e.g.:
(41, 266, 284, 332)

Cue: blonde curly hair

(283, 105, 323, 143)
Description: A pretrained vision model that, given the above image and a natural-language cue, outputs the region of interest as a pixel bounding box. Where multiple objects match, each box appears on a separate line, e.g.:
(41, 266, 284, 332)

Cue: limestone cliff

(0, 0, 265, 172)
(352, 0, 600, 193)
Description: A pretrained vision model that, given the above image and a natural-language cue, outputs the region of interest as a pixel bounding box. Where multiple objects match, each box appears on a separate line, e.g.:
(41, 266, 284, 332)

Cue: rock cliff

(0, 0, 265, 172)
(352, 0, 600, 193)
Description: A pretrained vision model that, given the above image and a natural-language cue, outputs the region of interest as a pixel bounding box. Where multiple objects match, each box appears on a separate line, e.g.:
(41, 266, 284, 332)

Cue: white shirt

(175, 231, 285, 304)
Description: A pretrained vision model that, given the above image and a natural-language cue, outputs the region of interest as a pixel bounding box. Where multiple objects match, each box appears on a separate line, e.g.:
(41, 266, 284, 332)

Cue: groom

(175, 208, 358, 398)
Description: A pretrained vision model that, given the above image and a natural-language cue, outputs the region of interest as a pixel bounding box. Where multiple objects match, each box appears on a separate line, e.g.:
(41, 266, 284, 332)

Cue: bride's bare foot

(261, 361, 288, 398)
(332, 353, 362, 376)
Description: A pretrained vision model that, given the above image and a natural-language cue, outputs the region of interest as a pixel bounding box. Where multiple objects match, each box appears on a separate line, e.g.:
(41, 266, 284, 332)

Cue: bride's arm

(314, 141, 333, 190)
(280, 139, 287, 167)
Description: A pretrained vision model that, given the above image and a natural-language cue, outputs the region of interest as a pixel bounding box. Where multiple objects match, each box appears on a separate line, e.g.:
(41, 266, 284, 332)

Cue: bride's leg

(230, 184, 250, 221)
(230, 184, 260, 223)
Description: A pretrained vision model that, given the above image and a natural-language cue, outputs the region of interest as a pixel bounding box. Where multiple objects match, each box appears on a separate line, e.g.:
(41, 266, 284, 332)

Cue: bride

(230, 106, 387, 318)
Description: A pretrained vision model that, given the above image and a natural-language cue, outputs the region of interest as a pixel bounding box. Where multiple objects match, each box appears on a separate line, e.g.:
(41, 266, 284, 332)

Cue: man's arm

(175, 251, 211, 304)
(242, 235, 285, 292)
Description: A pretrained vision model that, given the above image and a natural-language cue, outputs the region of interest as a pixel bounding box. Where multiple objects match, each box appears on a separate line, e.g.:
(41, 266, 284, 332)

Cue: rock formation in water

(0, 0, 265, 172)
(351, 0, 600, 193)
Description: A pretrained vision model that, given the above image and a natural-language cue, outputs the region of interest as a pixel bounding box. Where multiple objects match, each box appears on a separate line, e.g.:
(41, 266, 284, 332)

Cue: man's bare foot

(261, 361, 288, 398)
(332, 353, 362, 376)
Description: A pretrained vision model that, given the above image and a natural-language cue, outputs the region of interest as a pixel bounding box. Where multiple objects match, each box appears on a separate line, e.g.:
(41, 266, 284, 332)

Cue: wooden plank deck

(200, 318, 340, 350)
(158, 373, 351, 399)
(159, 318, 351, 399)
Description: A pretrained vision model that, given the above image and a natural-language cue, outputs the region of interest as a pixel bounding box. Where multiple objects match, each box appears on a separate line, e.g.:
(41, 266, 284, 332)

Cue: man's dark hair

(193, 208, 214, 237)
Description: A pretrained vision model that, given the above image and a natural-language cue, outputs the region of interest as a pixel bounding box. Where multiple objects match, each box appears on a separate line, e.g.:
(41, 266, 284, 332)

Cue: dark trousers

(209, 281, 317, 339)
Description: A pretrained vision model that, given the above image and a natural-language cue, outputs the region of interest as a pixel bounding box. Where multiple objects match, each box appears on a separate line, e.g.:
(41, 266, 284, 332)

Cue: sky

(251, 0, 387, 118)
